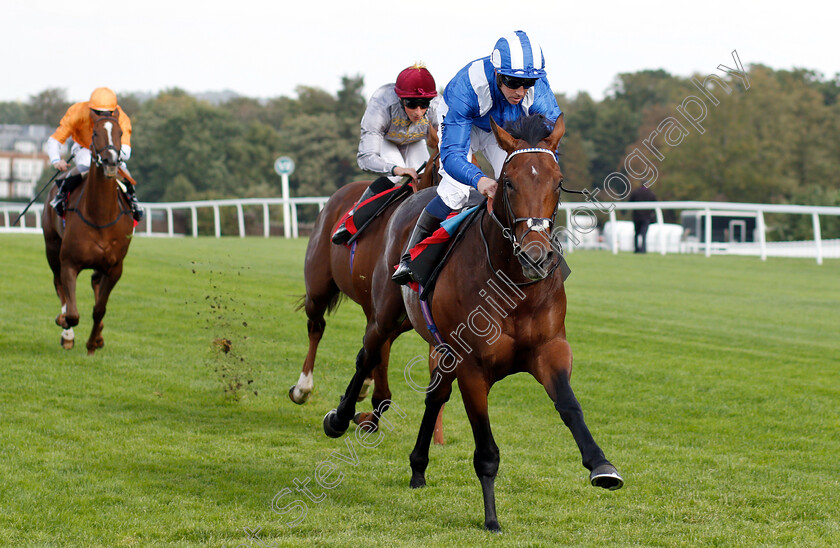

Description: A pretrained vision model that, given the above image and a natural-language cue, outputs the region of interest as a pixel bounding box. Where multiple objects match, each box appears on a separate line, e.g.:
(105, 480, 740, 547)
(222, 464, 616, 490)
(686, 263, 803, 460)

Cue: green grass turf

(1, 233, 838, 547)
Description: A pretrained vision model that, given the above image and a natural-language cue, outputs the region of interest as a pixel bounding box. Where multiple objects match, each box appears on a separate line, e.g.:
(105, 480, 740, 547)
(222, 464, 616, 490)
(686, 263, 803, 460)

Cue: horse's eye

(504, 178, 514, 190)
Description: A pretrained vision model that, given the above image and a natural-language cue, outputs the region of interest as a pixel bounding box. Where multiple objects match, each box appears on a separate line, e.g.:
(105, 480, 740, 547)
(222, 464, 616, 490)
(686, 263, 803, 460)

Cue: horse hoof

(409, 473, 426, 489)
(60, 337, 74, 350)
(590, 463, 624, 490)
(484, 520, 502, 532)
(323, 409, 347, 438)
(352, 412, 379, 432)
(289, 385, 311, 404)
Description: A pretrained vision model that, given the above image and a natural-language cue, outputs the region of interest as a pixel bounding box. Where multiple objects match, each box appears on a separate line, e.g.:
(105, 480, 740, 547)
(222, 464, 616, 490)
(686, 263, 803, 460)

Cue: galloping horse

(292, 126, 446, 442)
(322, 114, 623, 531)
(42, 111, 135, 355)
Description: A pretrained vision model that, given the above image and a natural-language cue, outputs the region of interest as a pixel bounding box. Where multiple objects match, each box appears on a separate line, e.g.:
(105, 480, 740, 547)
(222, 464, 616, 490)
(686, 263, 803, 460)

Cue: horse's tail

(293, 292, 346, 315)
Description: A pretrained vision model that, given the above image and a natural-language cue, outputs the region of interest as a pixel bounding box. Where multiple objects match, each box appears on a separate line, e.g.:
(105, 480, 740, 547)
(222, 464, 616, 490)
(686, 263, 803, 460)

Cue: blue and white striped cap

(490, 30, 546, 78)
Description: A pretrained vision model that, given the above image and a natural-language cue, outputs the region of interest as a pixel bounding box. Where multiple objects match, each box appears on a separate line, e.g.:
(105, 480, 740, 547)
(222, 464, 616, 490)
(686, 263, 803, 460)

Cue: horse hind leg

(290, 285, 339, 404)
(323, 343, 383, 438)
(352, 337, 392, 429)
(409, 366, 454, 488)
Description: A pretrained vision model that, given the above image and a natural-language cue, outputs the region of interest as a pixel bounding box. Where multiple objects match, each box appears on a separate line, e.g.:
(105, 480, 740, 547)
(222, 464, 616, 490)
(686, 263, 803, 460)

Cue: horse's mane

(503, 114, 552, 146)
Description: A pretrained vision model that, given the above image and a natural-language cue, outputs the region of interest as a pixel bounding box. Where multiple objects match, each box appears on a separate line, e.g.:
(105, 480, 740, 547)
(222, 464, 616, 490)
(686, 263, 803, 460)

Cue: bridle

(91, 115, 121, 170)
(487, 147, 560, 256)
(481, 146, 578, 286)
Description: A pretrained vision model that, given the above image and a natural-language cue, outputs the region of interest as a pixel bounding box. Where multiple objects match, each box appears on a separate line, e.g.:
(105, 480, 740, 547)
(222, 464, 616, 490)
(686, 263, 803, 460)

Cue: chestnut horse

(42, 111, 134, 355)
(292, 126, 446, 443)
(322, 114, 623, 531)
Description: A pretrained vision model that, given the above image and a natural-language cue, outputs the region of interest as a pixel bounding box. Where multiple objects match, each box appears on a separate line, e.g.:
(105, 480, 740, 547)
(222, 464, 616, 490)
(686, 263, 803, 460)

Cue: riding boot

(391, 209, 442, 285)
(124, 183, 145, 222)
(49, 172, 83, 217)
(332, 176, 395, 244)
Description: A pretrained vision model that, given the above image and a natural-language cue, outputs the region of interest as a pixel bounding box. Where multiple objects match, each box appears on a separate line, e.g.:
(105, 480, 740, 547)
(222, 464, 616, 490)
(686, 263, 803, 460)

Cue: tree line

(3, 65, 838, 238)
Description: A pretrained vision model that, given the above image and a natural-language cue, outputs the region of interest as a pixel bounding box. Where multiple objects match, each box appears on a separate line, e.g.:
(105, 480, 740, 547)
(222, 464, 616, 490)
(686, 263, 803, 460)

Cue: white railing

(556, 200, 840, 265)
(3, 198, 839, 264)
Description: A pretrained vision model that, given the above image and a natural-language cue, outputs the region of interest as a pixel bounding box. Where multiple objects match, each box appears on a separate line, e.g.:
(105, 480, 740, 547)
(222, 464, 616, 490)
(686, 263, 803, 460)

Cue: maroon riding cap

(395, 64, 437, 98)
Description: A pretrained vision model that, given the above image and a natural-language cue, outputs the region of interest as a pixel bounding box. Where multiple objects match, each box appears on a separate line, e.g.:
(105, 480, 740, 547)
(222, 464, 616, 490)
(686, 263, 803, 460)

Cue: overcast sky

(3, 0, 836, 105)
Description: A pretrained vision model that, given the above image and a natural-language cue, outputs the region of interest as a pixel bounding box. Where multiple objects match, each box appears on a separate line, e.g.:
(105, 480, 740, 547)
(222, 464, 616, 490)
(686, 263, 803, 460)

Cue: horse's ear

(544, 114, 566, 151)
(426, 122, 439, 151)
(490, 116, 517, 154)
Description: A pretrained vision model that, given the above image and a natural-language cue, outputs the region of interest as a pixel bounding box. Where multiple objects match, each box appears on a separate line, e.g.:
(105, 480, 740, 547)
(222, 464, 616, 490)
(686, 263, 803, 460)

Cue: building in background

(0, 125, 68, 199)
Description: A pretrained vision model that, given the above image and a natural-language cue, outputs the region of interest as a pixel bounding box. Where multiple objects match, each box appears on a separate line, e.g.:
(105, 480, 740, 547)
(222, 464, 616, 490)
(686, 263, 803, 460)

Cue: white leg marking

(292, 371, 314, 401)
(358, 377, 373, 399)
(62, 328, 75, 341)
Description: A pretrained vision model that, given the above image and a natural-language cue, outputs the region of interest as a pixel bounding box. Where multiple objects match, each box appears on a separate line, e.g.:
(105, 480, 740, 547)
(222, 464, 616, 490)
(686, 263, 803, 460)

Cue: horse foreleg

(86, 266, 122, 356)
(458, 366, 501, 532)
(409, 366, 454, 488)
(59, 263, 81, 329)
(46, 243, 74, 349)
(533, 340, 623, 490)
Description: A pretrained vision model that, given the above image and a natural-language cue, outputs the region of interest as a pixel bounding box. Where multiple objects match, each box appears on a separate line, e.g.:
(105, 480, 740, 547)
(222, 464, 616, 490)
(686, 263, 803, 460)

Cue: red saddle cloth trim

(334, 184, 405, 239)
(408, 211, 460, 261)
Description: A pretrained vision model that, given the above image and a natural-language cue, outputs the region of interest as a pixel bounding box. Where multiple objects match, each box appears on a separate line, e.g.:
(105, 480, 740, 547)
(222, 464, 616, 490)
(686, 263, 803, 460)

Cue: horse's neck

(81, 167, 120, 216)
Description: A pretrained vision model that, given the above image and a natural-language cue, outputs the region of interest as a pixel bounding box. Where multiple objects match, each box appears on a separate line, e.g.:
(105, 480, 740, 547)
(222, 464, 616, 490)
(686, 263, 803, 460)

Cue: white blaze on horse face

(103, 121, 118, 163)
(531, 166, 538, 177)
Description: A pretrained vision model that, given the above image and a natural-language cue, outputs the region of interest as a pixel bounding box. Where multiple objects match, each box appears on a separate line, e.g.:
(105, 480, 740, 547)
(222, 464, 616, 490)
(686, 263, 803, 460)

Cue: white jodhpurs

(380, 139, 430, 184)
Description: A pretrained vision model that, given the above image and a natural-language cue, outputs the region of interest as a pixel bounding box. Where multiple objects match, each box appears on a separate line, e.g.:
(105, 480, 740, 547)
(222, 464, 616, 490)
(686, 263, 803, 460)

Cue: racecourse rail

(3, 198, 839, 265)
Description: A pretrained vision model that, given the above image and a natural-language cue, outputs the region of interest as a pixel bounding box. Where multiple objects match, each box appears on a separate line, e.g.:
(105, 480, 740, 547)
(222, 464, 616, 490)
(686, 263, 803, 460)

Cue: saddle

(406, 190, 485, 300)
(339, 179, 413, 246)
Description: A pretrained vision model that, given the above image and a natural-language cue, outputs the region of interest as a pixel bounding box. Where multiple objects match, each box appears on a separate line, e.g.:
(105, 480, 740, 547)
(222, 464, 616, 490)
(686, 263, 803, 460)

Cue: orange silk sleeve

(117, 107, 132, 147)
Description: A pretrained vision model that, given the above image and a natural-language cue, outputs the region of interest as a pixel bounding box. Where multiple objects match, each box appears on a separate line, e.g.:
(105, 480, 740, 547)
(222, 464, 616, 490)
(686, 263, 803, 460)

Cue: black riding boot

(391, 209, 442, 285)
(124, 183, 145, 222)
(332, 176, 395, 244)
(49, 172, 83, 217)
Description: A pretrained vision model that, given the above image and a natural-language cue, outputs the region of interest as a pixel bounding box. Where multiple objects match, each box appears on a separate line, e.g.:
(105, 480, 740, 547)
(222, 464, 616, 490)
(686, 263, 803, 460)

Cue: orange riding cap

(50, 101, 133, 148)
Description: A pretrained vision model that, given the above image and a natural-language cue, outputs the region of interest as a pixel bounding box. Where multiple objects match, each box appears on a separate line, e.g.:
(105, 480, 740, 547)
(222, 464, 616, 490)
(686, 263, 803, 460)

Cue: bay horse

(322, 114, 623, 531)
(42, 111, 135, 355)
(292, 126, 446, 443)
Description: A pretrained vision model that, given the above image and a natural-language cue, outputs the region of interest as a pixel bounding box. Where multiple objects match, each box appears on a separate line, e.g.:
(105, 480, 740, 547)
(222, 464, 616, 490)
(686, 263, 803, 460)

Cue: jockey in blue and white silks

(392, 30, 563, 285)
